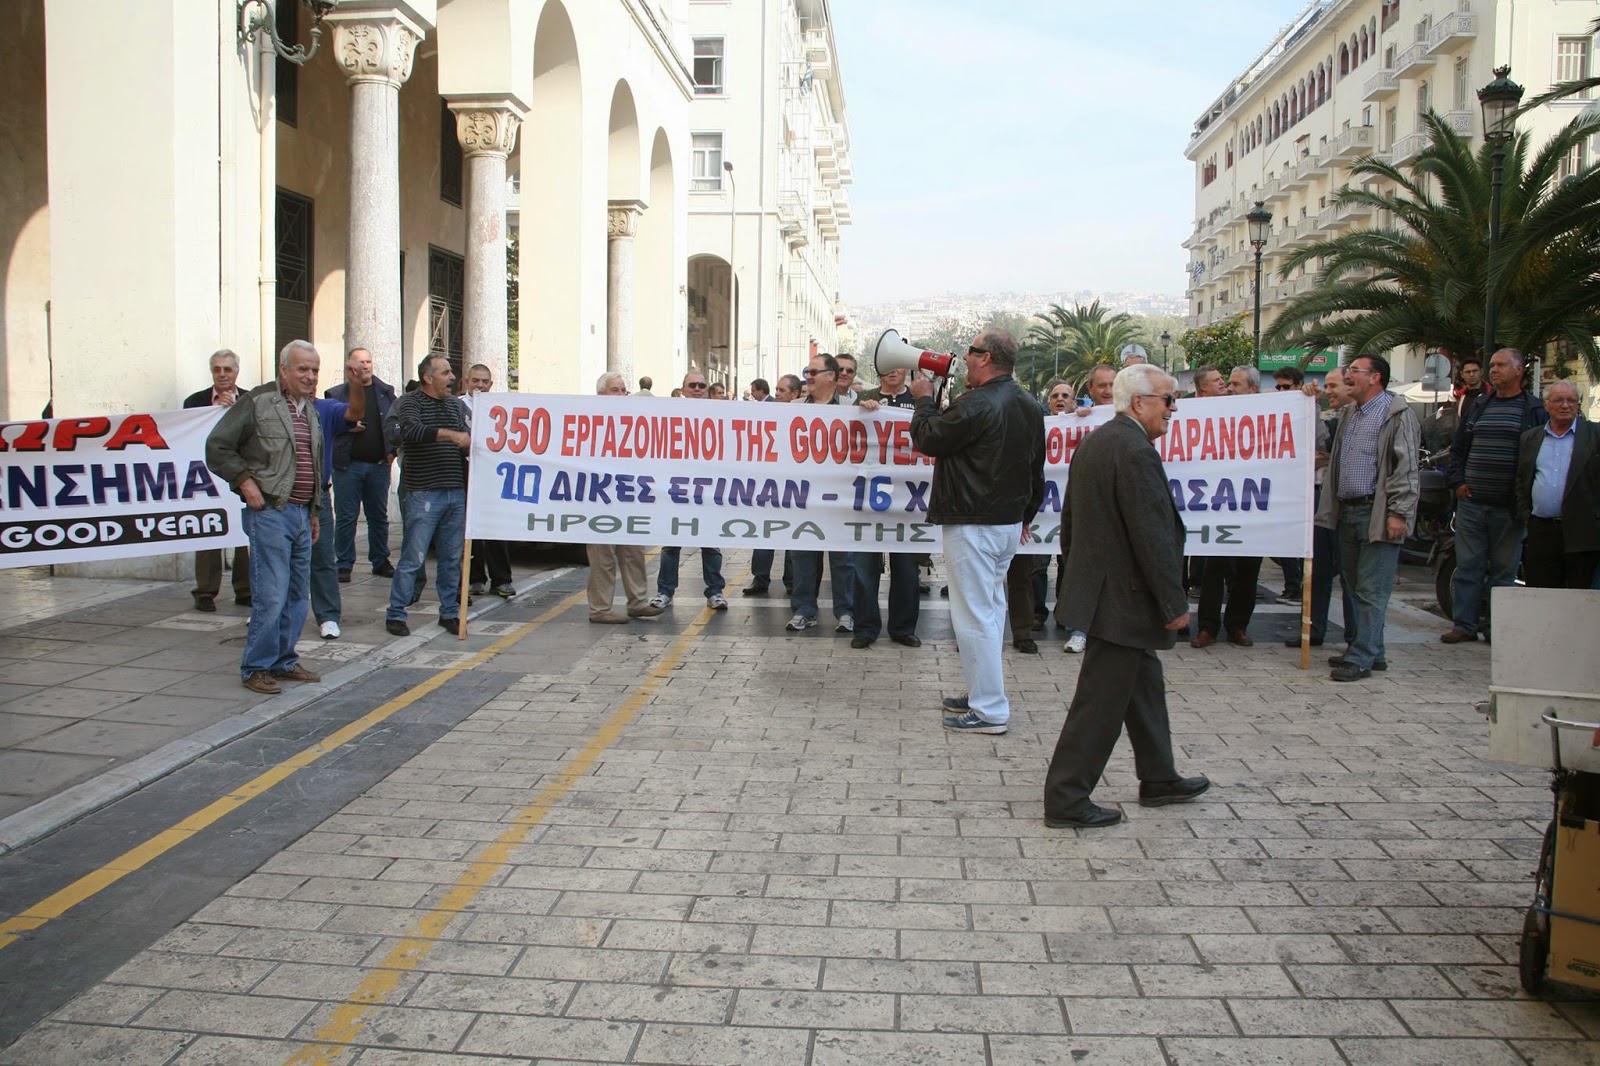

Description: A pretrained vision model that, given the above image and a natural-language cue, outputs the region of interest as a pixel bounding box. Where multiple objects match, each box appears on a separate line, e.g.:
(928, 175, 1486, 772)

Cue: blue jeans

(944, 522, 1021, 724)
(310, 492, 340, 625)
(1450, 497, 1523, 637)
(658, 546, 724, 598)
(388, 488, 465, 622)
(749, 549, 794, 590)
(852, 551, 920, 639)
(240, 503, 312, 679)
(333, 459, 392, 571)
(789, 550, 854, 620)
(1337, 503, 1401, 670)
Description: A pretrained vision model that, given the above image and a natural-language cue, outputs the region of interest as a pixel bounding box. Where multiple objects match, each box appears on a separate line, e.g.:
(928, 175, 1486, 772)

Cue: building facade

(684, 0, 852, 393)
(1183, 0, 1596, 385)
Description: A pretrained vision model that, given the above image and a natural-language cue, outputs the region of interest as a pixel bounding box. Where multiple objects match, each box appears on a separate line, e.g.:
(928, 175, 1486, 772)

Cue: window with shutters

(693, 38, 724, 95)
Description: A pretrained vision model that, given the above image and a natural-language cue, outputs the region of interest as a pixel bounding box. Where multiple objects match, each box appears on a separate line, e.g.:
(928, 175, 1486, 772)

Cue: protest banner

(465, 391, 1314, 558)
(0, 408, 246, 569)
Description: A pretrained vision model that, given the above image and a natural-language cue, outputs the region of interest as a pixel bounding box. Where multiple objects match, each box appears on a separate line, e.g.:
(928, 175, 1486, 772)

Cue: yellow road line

(284, 595, 732, 1066)
(0, 587, 589, 951)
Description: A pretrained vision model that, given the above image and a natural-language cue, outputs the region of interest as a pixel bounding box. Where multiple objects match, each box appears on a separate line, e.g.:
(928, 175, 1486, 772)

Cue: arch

(686, 253, 733, 380)
(521, 0, 584, 394)
(1318, 65, 1328, 104)
(606, 80, 642, 201)
(1359, 26, 1369, 63)
(634, 129, 677, 390)
(1340, 43, 1350, 76)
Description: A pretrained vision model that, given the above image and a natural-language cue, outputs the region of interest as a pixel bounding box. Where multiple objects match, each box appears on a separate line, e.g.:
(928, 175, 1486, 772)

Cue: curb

(0, 567, 576, 857)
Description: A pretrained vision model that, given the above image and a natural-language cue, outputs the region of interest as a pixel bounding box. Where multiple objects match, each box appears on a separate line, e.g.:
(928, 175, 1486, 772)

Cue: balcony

(1320, 125, 1377, 165)
(1393, 42, 1436, 79)
(1439, 110, 1473, 138)
(1262, 177, 1291, 206)
(1391, 131, 1430, 166)
(1426, 8, 1476, 54)
(1281, 154, 1317, 191)
(1337, 197, 1374, 223)
(803, 29, 832, 78)
(837, 154, 854, 184)
(832, 189, 852, 225)
(1363, 69, 1399, 100)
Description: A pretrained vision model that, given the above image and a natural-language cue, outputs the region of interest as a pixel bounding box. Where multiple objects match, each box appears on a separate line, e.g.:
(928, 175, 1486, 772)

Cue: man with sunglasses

(785, 354, 856, 633)
(1044, 365, 1208, 827)
(649, 370, 729, 611)
(910, 332, 1046, 735)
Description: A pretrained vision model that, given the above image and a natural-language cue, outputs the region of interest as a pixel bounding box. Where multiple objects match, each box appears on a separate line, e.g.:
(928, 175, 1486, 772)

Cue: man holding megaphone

(903, 329, 1046, 736)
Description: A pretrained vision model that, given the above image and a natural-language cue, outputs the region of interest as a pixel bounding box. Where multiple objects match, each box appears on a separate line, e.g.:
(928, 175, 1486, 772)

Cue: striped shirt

(1336, 390, 1393, 499)
(393, 390, 468, 492)
(1463, 393, 1532, 506)
(286, 395, 316, 505)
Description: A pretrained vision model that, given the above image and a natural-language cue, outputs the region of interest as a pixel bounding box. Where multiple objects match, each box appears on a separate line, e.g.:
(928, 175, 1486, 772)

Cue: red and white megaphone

(872, 329, 957, 378)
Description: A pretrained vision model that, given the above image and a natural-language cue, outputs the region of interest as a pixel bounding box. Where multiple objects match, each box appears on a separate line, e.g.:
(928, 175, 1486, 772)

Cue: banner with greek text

(0, 408, 247, 569)
(465, 392, 1314, 558)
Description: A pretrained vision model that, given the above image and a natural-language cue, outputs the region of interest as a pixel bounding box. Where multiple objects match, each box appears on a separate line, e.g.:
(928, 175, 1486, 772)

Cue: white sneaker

(320, 620, 341, 640)
(648, 593, 672, 609)
(786, 613, 818, 631)
(1063, 632, 1086, 654)
(835, 613, 855, 633)
(707, 593, 729, 610)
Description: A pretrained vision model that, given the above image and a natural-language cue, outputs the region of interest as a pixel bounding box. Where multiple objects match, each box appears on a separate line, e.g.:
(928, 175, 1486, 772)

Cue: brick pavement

(3, 553, 1598, 1064)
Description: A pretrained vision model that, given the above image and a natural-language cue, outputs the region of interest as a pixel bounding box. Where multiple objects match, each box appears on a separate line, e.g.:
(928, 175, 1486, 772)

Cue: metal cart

(1519, 711, 1600, 995)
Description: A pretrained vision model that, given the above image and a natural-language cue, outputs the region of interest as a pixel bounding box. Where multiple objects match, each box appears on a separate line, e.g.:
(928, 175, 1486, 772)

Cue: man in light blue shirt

(1516, 381, 1598, 589)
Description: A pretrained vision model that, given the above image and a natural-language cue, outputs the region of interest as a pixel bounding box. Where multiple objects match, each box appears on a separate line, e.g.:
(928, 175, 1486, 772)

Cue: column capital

(327, 9, 427, 87)
(447, 97, 527, 159)
(607, 199, 647, 239)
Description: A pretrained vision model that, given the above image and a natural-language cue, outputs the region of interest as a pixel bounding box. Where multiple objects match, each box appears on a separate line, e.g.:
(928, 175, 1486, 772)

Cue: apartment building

(685, 0, 853, 390)
(1183, 0, 1596, 382)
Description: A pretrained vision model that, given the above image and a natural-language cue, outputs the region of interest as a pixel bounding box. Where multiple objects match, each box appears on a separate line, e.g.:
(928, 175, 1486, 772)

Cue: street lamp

(1158, 329, 1172, 370)
(1246, 201, 1273, 365)
(237, 0, 338, 64)
(723, 160, 737, 393)
(1478, 65, 1524, 361)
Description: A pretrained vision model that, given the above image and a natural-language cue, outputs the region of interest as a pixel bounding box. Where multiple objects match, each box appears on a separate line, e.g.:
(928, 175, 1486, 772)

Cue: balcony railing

(1393, 42, 1435, 78)
(1391, 131, 1430, 165)
(1263, 176, 1291, 205)
(1439, 110, 1473, 137)
(1363, 69, 1399, 100)
(1426, 7, 1476, 54)
(803, 29, 832, 77)
(1320, 125, 1376, 164)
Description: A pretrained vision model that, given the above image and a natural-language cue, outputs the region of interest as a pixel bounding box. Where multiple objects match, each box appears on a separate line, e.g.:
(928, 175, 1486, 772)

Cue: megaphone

(873, 329, 957, 378)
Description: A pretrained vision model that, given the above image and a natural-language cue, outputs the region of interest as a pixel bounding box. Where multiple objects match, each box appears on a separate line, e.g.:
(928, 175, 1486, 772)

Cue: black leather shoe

(1327, 654, 1387, 671)
(890, 634, 922, 648)
(372, 560, 396, 577)
(741, 580, 769, 597)
(384, 619, 409, 637)
(850, 634, 874, 649)
(1283, 636, 1324, 647)
(1045, 804, 1122, 829)
(235, 595, 252, 607)
(438, 617, 461, 636)
(1138, 776, 1211, 807)
(1012, 638, 1038, 654)
(194, 597, 216, 613)
(338, 569, 352, 584)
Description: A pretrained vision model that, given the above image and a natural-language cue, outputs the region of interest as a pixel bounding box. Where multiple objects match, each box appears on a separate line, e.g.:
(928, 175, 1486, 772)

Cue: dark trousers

(750, 549, 793, 591)
(1524, 517, 1600, 590)
(1005, 554, 1040, 637)
(1044, 637, 1179, 816)
(1307, 521, 1358, 645)
(1196, 556, 1262, 636)
(193, 547, 250, 604)
(1274, 556, 1303, 595)
(852, 552, 920, 639)
(470, 539, 512, 586)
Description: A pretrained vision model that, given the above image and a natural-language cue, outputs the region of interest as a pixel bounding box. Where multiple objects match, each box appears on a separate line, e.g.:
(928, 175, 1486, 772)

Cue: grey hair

(278, 340, 317, 368)
(210, 348, 239, 368)
(1546, 379, 1580, 400)
(1231, 364, 1261, 391)
(1495, 347, 1526, 366)
(596, 371, 627, 394)
(977, 330, 1019, 371)
(1112, 365, 1172, 414)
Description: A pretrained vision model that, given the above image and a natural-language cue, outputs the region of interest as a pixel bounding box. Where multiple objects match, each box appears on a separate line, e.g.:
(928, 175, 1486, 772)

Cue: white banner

(465, 392, 1314, 558)
(0, 408, 247, 569)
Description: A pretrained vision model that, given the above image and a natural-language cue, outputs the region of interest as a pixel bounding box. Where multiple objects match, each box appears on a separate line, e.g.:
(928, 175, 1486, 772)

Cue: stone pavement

(2, 552, 1598, 1065)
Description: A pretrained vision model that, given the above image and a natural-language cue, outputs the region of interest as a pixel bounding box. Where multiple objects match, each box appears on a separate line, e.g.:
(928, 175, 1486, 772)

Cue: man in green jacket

(206, 340, 326, 695)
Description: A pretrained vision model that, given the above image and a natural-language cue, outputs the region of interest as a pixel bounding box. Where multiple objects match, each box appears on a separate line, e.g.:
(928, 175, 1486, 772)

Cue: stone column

(606, 200, 646, 381)
(449, 98, 524, 391)
(328, 9, 425, 388)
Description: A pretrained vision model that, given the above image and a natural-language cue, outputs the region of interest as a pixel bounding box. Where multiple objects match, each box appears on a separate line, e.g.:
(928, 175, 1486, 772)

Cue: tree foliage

(1016, 301, 1142, 394)
(1177, 316, 1256, 375)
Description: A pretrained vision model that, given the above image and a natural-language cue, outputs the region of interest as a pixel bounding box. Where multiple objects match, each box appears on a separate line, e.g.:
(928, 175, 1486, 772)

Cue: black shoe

(890, 634, 922, 648)
(194, 597, 216, 613)
(372, 560, 395, 577)
(941, 696, 969, 712)
(850, 634, 874, 649)
(1138, 776, 1211, 807)
(385, 619, 409, 637)
(1013, 638, 1038, 654)
(1045, 804, 1122, 829)
(1283, 636, 1324, 647)
(438, 617, 460, 636)
(939, 585, 949, 597)
(234, 595, 252, 607)
(338, 569, 352, 584)
(1330, 663, 1372, 682)
(1279, 588, 1302, 603)
(1327, 654, 1387, 671)
(918, 583, 931, 594)
(741, 581, 769, 597)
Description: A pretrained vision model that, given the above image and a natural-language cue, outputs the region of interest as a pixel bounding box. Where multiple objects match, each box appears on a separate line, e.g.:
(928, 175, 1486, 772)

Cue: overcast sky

(831, 0, 1302, 303)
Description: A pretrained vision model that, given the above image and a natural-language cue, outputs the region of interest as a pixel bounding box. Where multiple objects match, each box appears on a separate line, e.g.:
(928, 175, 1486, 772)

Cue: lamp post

(237, 0, 338, 64)
(723, 160, 736, 393)
(1158, 329, 1172, 371)
(1478, 65, 1524, 361)
(1246, 201, 1273, 365)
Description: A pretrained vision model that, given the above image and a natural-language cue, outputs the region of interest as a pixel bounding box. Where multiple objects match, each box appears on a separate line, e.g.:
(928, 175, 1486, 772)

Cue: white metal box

(1485, 588, 1600, 772)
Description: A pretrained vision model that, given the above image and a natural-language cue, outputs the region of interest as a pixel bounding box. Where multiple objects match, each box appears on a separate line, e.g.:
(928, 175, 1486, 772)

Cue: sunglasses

(685, 382, 708, 389)
(803, 369, 835, 378)
(967, 346, 990, 357)
(1275, 383, 1297, 391)
(1140, 393, 1177, 408)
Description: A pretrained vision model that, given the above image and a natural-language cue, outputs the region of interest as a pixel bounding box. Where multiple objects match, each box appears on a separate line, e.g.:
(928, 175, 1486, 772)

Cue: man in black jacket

(1043, 365, 1209, 827)
(910, 330, 1045, 735)
(1516, 381, 1599, 589)
(184, 348, 250, 611)
(325, 347, 397, 582)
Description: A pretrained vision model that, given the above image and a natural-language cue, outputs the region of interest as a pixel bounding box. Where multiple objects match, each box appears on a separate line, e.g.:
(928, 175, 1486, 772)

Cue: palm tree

(1017, 301, 1141, 393)
(1262, 110, 1600, 377)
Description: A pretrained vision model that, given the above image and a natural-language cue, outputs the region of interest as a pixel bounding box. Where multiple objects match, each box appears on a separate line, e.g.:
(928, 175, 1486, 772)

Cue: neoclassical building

(2, 0, 697, 422)
(682, 0, 852, 392)
(1183, 0, 1597, 387)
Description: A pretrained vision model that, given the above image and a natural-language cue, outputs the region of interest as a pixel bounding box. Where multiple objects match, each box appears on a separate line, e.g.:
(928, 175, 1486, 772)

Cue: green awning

(1258, 348, 1336, 371)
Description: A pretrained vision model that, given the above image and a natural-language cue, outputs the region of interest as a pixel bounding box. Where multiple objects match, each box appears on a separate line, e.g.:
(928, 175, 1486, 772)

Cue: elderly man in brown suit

(1043, 364, 1209, 828)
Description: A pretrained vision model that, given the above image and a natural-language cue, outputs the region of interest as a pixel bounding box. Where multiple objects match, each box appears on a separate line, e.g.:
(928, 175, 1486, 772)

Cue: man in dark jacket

(1516, 380, 1599, 589)
(325, 347, 397, 582)
(1043, 365, 1208, 827)
(185, 348, 250, 611)
(910, 330, 1045, 735)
